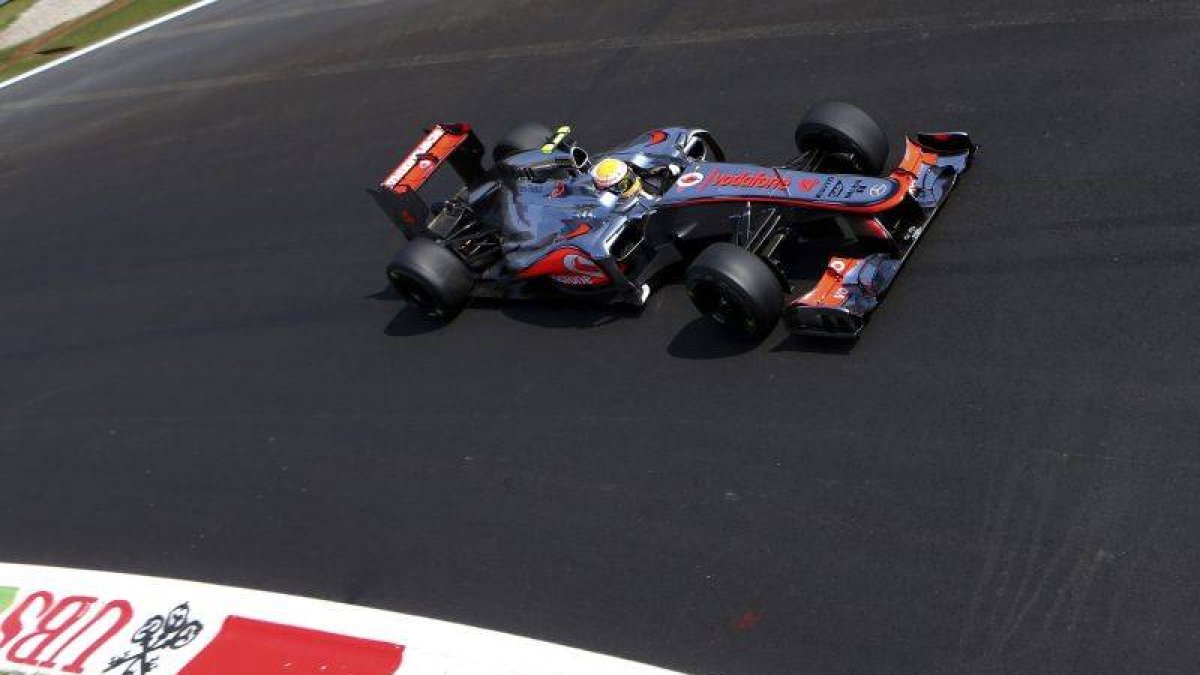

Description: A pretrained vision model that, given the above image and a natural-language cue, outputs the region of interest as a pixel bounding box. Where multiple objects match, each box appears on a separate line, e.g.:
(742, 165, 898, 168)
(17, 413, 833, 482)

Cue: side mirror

(571, 146, 591, 170)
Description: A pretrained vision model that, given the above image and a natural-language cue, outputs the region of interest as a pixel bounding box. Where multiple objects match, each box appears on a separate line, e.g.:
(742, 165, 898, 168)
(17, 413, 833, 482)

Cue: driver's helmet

(591, 158, 641, 198)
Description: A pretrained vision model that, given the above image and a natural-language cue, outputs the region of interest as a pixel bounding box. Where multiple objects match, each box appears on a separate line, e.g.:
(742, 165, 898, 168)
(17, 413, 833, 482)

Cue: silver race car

(370, 102, 975, 339)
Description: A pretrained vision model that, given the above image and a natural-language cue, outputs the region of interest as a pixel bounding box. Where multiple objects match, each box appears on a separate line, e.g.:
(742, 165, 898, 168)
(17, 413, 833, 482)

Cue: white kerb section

(0, 563, 693, 675)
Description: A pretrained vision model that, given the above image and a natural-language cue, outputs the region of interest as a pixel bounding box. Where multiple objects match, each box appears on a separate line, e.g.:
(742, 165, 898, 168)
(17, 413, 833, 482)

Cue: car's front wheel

(386, 238, 474, 320)
(686, 243, 784, 340)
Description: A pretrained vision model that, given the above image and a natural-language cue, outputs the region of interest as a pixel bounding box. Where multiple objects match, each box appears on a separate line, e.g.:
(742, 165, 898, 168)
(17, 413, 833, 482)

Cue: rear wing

(368, 123, 485, 237)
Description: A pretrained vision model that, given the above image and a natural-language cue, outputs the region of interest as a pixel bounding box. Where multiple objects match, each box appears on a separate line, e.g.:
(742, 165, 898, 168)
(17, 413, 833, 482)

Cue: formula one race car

(370, 102, 974, 339)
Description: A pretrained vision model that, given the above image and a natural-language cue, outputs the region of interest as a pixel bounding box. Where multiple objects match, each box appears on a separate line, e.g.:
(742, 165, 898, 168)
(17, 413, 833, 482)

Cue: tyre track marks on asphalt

(3, 1, 1197, 111)
(955, 452, 1183, 671)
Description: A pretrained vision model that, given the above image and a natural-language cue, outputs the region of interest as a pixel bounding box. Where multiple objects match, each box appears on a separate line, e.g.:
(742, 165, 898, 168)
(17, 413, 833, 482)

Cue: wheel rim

(806, 129, 867, 173)
(690, 280, 756, 335)
(391, 274, 445, 318)
(714, 292, 755, 334)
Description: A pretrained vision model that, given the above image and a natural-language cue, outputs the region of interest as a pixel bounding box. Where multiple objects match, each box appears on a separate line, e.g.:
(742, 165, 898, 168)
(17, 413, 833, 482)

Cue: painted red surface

(179, 617, 404, 675)
(731, 610, 764, 632)
(515, 246, 612, 286)
(381, 124, 471, 193)
(797, 257, 863, 307)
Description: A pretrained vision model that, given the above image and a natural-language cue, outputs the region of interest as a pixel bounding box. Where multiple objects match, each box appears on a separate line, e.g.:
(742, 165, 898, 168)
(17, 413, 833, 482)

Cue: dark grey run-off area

(1, 1, 1197, 673)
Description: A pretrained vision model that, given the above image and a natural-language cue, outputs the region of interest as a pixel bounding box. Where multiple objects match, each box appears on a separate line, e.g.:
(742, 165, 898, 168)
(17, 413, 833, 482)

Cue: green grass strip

(0, 586, 18, 614)
(0, 0, 40, 33)
(0, 0, 199, 82)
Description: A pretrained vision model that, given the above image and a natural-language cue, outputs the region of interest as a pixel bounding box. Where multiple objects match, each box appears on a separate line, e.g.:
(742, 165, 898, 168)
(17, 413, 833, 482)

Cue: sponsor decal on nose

(705, 169, 791, 191)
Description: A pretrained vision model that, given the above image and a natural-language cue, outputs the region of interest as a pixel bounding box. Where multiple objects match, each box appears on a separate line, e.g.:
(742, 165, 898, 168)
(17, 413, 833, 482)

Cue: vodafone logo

(831, 259, 847, 273)
(798, 178, 820, 192)
(676, 172, 704, 189)
(706, 169, 789, 191)
(868, 183, 888, 197)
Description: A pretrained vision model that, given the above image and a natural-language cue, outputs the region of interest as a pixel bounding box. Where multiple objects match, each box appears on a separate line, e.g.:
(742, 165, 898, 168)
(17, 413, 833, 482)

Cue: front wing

(783, 132, 976, 338)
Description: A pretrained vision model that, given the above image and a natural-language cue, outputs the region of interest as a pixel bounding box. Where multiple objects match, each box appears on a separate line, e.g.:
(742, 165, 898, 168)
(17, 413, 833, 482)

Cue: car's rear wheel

(795, 101, 890, 175)
(493, 122, 552, 163)
(386, 238, 474, 320)
(686, 243, 783, 340)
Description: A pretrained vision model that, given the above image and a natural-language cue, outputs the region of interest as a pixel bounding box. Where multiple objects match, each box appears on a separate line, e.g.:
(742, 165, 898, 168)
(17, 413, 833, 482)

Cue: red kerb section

(178, 617, 404, 675)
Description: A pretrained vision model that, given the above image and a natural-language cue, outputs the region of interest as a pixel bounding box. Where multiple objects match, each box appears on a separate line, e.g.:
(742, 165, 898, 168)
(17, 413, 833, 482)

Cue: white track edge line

(0, 0, 222, 91)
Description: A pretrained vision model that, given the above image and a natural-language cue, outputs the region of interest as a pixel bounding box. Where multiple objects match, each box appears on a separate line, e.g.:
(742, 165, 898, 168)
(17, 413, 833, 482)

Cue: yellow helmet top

(590, 158, 641, 197)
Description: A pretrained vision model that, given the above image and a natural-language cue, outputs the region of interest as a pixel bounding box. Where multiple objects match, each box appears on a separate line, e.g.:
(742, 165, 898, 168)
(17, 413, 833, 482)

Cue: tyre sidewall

(795, 101, 889, 175)
(387, 238, 474, 319)
(493, 122, 552, 163)
(686, 244, 783, 340)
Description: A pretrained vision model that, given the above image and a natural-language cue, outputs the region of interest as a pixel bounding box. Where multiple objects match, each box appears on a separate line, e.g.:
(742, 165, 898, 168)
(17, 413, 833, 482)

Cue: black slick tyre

(386, 238, 474, 320)
(686, 243, 784, 340)
(493, 122, 552, 163)
(795, 101, 890, 175)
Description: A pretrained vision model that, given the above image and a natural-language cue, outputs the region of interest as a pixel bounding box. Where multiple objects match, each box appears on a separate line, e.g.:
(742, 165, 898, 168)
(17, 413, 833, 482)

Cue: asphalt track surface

(1, 1, 1198, 673)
